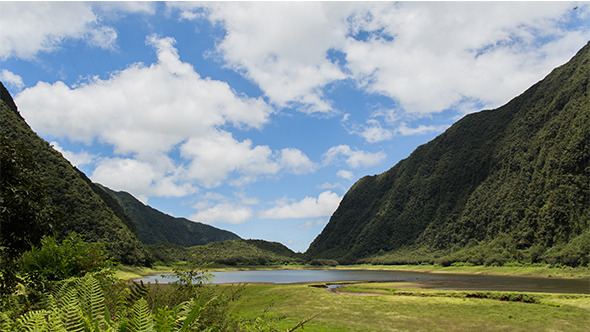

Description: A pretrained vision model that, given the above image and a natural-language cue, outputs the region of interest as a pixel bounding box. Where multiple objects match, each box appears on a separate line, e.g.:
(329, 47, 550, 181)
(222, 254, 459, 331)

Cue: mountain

(98, 185, 240, 247)
(149, 239, 305, 266)
(0, 82, 152, 265)
(307, 42, 589, 266)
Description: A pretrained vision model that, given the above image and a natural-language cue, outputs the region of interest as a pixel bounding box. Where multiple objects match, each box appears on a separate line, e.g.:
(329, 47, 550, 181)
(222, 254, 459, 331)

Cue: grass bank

(330, 264, 590, 279)
(231, 283, 590, 331)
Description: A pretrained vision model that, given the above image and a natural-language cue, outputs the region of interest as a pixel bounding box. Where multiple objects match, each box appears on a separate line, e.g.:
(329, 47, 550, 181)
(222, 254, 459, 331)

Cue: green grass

(231, 283, 590, 331)
(114, 264, 173, 280)
(330, 264, 590, 279)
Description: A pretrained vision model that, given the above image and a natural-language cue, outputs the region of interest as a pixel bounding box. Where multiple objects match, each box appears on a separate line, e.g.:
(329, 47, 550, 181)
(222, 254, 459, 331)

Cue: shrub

(309, 259, 339, 267)
(19, 233, 115, 293)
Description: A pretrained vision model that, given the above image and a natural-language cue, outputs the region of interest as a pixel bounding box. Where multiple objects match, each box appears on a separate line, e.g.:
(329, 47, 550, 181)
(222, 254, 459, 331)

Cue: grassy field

(117, 263, 589, 330)
(231, 283, 590, 331)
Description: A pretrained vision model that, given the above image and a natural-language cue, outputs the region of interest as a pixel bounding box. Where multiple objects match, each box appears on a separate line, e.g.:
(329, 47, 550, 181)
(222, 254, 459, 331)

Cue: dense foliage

(1, 237, 310, 331)
(150, 240, 305, 266)
(0, 82, 152, 266)
(307, 42, 590, 266)
(100, 186, 240, 247)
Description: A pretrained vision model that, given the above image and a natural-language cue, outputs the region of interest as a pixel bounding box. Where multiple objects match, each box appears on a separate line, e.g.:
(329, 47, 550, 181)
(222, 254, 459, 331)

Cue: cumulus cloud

(279, 148, 318, 175)
(180, 130, 280, 188)
(323, 145, 386, 169)
(17, 35, 272, 154)
(259, 191, 342, 219)
(337, 170, 354, 180)
(343, 2, 590, 113)
(0, 2, 124, 59)
(17, 34, 272, 146)
(91, 157, 197, 204)
(395, 123, 451, 136)
(172, 2, 589, 121)
(174, 2, 351, 113)
(16, 34, 318, 198)
(191, 203, 253, 224)
(0, 70, 24, 90)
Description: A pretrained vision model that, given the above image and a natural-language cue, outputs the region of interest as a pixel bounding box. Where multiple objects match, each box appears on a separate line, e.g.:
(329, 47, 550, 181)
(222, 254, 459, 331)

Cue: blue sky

(1, 2, 589, 252)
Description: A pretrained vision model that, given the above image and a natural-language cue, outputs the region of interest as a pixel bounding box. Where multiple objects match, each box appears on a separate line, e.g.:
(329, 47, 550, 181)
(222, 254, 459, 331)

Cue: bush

(309, 259, 339, 267)
(19, 233, 115, 292)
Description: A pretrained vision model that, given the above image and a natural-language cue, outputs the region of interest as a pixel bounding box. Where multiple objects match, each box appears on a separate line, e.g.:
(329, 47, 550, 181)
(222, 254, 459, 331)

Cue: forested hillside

(307, 42, 589, 266)
(149, 239, 305, 266)
(0, 82, 151, 265)
(99, 185, 240, 246)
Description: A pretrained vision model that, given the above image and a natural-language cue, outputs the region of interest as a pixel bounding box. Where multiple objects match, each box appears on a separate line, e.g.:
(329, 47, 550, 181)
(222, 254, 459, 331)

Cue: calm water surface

(136, 269, 589, 294)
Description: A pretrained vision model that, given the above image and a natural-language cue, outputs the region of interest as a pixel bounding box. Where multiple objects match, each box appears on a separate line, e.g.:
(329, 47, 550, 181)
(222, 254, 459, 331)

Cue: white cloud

(0, 70, 24, 90)
(395, 122, 450, 136)
(260, 191, 342, 219)
(91, 157, 197, 204)
(93, 2, 157, 16)
(357, 119, 393, 143)
(0, 2, 120, 59)
(342, 2, 590, 114)
(279, 148, 318, 175)
(191, 203, 253, 224)
(87, 26, 117, 50)
(16, 35, 288, 197)
(180, 130, 280, 188)
(50, 141, 96, 167)
(323, 145, 386, 169)
(176, 2, 351, 113)
(337, 170, 354, 180)
(180, 130, 316, 188)
(173, 2, 589, 120)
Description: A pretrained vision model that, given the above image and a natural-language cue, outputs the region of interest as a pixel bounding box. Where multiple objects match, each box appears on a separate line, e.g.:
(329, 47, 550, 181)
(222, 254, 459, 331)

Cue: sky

(1, 1, 589, 253)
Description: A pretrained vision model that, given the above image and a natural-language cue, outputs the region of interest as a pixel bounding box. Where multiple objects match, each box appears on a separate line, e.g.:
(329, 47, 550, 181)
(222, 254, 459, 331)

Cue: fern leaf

(15, 310, 50, 332)
(79, 274, 106, 323)
(129, 298, 154, 332)
(59, 289, 84, 332)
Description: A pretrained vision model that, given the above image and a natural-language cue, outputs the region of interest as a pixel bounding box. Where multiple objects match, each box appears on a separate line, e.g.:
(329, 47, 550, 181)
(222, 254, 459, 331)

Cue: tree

(0, 135, 61, 295)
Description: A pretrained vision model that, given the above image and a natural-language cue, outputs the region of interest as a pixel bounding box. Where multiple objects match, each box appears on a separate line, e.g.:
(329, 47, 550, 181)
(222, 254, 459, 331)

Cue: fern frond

(129, 298, 154, 332)
(126, 280, 150, 304)
(153, 307, 176, 332)
(79, 274, 106, 323)
(59, 288, 84, 332)
(14, 310, 50, 332)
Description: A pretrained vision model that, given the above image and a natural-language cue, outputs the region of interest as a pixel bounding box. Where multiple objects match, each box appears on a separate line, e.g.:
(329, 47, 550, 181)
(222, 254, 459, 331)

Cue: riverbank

(117, 262, 590, 280)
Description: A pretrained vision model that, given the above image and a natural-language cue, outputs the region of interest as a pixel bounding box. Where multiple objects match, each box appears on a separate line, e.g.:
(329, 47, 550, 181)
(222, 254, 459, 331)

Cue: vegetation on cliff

(307, 42, 590, 266)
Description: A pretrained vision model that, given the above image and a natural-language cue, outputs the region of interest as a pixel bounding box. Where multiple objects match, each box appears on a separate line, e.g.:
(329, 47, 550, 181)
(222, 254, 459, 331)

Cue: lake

(135, 269, 590, 294)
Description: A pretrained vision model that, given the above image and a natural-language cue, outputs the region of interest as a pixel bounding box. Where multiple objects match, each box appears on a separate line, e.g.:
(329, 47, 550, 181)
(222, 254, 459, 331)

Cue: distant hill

(0, 82, 151, 265)
(307, 42, 589, 266)
(149, 239, 305, 266)
(99, 185, 240, 247)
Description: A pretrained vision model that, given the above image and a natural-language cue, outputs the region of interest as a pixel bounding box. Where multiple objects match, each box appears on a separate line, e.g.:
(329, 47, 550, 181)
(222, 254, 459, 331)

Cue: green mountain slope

(0, 82, 151, 265)
(99, 185, 240, 246)
(149, 239, 304, 265)
(307, 42, 589, 266)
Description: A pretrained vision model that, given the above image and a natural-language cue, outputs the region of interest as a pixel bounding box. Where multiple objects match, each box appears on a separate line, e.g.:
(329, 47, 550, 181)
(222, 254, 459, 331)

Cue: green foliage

(149, 240, 304, 266)
(19, 233, 114, 286)
(309, 259, 339, 267)
(2, 259, 300, 331)
(100, 186, 240, 247)
(307, 42, 590, 266)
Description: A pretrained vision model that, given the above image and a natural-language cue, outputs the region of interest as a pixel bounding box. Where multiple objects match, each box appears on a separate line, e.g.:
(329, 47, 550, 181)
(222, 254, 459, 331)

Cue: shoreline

(118, 263, 590, 281)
